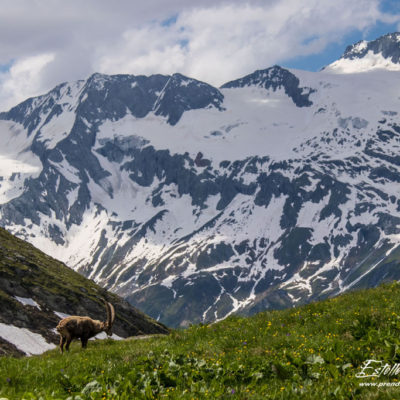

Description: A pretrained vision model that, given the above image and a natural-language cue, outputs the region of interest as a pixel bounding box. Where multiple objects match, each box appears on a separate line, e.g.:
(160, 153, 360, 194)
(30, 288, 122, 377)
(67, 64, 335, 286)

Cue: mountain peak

(324, 32, 400, 73)
(342, 32, 400, 60)
(153, 73, 224, 125)
(221, 65, 315, 107)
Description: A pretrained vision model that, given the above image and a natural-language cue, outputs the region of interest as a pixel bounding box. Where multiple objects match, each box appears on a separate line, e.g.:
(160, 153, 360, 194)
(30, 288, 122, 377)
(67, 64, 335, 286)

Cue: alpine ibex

(56, 301, 115, 353)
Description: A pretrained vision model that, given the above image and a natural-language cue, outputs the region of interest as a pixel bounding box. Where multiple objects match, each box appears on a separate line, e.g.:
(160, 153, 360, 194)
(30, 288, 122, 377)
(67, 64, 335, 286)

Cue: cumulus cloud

(0, 0, 399, 110)
(97, 0, 400, 85)
(0, 53, 55, 110)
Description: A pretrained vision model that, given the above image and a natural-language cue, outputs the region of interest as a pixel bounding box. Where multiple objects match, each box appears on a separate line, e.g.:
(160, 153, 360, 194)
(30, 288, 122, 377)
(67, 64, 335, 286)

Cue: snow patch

(14, 296, 41, 310)
(91, 332, 124, 341)
(324, 51, 400, 74)
(36, 106, 76, 149)
(54, 311, 71, 319)
(0, 322, 55, 355)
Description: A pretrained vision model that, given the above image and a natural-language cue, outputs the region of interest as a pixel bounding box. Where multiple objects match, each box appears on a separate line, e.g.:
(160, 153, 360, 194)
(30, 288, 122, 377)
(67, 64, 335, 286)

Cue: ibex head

(56, 300, 116, 353)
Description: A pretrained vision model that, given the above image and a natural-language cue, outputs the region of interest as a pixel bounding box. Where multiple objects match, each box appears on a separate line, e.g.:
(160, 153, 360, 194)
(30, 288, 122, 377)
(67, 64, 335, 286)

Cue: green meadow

(2, 282, 400, 399)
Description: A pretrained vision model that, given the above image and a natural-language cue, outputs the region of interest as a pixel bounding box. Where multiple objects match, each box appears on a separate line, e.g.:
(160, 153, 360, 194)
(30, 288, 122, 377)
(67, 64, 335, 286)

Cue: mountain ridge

(1, 32, 400, 327)
(323, 31, 400, 73)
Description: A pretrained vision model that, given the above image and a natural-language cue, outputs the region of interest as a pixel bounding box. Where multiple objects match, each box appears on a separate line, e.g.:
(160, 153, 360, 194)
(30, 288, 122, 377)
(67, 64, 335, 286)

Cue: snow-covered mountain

(2, 33, 400, 327)
(324, 32, 400, 73)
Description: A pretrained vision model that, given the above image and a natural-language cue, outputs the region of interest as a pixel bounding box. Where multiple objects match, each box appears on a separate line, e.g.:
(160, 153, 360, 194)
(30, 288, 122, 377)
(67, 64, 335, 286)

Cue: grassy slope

(0, 227, 168, 357)
(2, 282, 400, 399)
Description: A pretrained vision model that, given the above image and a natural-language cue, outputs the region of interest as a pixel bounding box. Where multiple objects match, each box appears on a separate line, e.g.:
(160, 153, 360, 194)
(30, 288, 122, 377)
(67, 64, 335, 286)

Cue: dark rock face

(221, 65, 315, 107)
(154, 73, 224, 125)
(81, 73, 168, 121)
(2, 72, 224, 130)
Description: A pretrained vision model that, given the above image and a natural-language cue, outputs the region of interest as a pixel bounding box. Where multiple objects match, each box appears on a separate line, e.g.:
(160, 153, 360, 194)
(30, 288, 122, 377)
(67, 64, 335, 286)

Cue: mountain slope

(1, 33, 400, 327)
(0, 227, 168, 356)
(2, 281, 400, 399)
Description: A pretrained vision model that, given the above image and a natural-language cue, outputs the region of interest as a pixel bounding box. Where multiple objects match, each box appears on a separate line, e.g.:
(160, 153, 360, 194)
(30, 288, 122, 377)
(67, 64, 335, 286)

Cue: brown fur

(56, 301, 115, 353)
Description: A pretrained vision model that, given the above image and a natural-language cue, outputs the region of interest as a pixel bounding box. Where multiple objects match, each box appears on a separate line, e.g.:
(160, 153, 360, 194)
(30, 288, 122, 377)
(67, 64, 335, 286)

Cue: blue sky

(285, 0, 400, 71)
(284, 19, 400, 71)
(0, 0, 399, 110)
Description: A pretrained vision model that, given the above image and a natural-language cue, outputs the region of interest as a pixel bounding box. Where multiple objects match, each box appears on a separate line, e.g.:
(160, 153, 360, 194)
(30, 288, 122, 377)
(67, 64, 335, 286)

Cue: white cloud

(0, 0, 399, 110)
(96, 23, 188, 77)
(97, 0, 400, 85)
(0, 53, 55, 110)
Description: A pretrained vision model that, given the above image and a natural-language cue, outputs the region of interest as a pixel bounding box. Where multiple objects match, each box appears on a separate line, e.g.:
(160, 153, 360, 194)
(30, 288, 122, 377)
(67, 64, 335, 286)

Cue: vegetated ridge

(0, 227, 168, 357)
